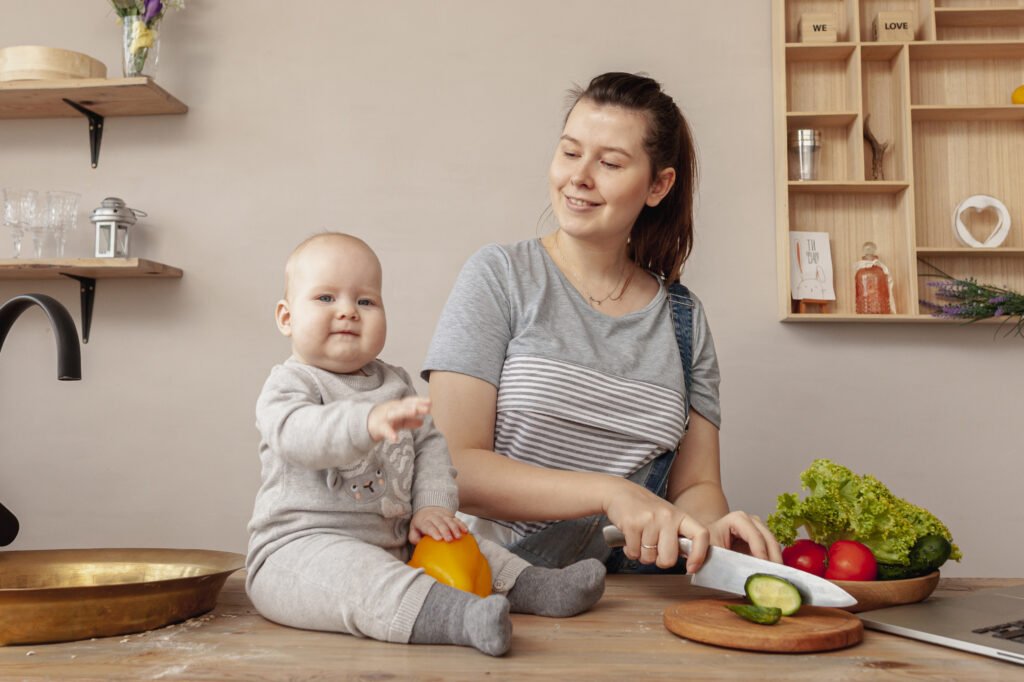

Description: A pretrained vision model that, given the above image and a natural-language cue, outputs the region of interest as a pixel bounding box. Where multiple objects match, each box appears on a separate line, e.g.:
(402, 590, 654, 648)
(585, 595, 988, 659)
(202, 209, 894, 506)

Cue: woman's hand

(602, 478, 710, 574)
(408, 506, 468, 544)
(707, 511, 783, 563)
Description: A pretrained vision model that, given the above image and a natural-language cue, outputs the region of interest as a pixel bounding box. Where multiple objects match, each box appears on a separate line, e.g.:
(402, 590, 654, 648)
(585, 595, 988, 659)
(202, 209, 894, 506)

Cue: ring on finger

(641, 543, 658, 550)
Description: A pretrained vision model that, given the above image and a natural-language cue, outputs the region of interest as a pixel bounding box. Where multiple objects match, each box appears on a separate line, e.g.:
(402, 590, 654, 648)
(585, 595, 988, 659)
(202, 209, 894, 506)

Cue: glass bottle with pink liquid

(855, 242, 896, 314)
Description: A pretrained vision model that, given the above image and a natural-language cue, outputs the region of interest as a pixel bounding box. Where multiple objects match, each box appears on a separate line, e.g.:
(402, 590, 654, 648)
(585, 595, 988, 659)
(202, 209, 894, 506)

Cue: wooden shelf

(909, 40, 1024, 59)
(786, 111, 859, 127)
(0, 258, 182, 279)
(785, 43, 858, 61)
(782, 313, 1013, 324)
(934, 8, 1024, 29)
(0, 258, 183, 342)
(0, 77, 187, 119)
(0, 77, 187, 166)
(773, 1, 1024, 322)
(788, 180, 909, 194)
(861, 43, 906, 61)
(911, 104, 1024, 121)
(917, 247, 1024, 256)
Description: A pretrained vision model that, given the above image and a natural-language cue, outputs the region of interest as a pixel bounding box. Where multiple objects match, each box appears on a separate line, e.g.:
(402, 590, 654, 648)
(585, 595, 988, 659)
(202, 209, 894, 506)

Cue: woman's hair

(567, 72, 698, 283)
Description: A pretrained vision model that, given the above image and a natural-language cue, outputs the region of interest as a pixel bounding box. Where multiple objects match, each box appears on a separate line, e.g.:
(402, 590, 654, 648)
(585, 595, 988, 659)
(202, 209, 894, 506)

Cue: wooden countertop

(1, 574, 1022, 680)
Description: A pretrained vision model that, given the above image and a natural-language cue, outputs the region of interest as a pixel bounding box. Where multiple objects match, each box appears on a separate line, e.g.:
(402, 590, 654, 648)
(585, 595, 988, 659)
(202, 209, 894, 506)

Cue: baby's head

(276, 232, 386, 374)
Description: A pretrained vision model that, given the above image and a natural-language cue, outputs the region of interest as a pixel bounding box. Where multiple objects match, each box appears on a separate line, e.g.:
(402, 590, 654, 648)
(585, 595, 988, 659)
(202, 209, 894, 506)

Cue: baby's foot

(410, 583, 512, 656)
(506, 558, 606, 617)
(464, 594, 512, 656)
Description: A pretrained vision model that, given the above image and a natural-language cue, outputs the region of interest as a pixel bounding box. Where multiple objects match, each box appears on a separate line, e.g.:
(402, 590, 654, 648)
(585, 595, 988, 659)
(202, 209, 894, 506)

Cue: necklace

(552, 231, 634, 307)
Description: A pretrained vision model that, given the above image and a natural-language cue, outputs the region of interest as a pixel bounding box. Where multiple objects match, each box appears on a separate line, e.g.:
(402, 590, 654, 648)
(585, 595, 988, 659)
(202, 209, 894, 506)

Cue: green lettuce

(767, 459, 961, 566)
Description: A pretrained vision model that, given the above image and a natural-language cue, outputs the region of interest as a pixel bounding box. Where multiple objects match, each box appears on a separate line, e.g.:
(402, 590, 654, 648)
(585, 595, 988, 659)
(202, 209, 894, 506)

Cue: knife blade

(601, 525, 856, 608)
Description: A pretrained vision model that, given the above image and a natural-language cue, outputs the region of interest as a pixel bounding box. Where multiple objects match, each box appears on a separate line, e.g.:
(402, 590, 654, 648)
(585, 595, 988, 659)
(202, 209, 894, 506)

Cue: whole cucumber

(876, 562, 924, 580)
(877, 535, 952, 580)
(909, 534, 952, 572)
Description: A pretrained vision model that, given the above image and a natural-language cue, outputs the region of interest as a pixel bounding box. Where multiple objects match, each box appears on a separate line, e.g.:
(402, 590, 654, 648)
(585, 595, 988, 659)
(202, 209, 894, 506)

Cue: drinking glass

(2, 188, 27, 258)
(22, 190, 50, 258)
(45, 190, 81, 258)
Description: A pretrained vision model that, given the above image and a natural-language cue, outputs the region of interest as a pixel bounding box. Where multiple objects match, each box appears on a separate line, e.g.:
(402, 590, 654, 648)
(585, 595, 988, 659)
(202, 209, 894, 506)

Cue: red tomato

(824, 540, 878, 581)
(781, 539, 829, 577)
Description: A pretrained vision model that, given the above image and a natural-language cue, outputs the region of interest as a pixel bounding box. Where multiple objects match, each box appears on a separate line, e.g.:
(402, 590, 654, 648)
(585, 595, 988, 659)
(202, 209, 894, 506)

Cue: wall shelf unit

(773, 0, 1024, 322)
(0, 258, 183, 343)
(0, 77, 187, 166)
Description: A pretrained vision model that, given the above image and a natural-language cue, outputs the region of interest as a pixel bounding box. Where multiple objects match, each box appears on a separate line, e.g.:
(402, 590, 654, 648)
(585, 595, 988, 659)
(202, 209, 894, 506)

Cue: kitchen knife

(602, 525, 857, 608)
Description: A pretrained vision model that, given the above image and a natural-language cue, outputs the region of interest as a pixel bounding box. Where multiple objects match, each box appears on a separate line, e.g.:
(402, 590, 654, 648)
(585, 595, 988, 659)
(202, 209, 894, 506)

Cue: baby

(246, 232, 606, 656)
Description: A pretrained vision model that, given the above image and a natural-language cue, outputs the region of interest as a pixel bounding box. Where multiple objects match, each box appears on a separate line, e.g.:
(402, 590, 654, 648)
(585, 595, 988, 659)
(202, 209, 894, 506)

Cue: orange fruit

(1013, 85, 1024, 105)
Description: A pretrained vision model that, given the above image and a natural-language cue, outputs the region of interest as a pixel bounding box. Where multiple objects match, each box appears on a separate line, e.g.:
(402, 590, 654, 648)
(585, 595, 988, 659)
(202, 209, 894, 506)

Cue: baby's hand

(368, 396, 431, 443)
(409, 506, 468, 544)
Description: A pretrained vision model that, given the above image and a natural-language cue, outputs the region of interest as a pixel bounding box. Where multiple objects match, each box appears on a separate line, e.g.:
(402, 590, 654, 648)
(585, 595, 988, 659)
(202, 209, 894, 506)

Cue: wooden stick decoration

(863, 114, 890, 181)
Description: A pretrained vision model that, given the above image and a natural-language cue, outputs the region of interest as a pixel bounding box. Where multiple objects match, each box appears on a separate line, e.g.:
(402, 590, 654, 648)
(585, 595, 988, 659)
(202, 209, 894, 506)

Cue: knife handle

(601, 525, 693, 556)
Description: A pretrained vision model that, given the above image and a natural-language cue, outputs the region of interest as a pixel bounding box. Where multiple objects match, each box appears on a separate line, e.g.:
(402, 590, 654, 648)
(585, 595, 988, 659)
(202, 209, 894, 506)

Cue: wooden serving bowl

(830, 571, 940, 613)
(0, 46, 107, 81)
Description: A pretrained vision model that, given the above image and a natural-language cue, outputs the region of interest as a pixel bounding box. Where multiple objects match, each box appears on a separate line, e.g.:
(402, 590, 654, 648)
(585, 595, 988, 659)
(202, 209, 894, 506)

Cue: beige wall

(1, 1, 1017, 576)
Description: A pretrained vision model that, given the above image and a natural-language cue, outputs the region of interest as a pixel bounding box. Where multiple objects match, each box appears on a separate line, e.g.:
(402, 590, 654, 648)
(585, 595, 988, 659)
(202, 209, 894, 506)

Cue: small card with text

(790, 231, 835, 300)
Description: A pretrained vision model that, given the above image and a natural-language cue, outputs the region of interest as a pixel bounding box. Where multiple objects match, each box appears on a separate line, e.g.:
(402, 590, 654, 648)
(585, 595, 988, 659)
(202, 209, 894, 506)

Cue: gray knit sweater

(246, 357, 459, 579)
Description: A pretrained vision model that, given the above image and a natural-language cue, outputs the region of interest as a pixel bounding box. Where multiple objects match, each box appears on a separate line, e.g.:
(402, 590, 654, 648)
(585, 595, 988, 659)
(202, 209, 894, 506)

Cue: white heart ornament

(953, 194, 1011, 248)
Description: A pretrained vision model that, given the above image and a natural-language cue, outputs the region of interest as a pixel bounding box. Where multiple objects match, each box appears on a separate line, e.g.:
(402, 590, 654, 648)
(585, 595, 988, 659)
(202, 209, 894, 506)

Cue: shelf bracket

(60, 274, 96, 344)
(62, 99, 104, 168)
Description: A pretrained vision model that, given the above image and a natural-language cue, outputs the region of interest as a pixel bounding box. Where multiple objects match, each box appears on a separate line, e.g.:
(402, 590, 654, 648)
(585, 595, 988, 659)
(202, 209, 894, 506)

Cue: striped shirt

(423, 240, 721, 542)
(495, 355, 687, 536)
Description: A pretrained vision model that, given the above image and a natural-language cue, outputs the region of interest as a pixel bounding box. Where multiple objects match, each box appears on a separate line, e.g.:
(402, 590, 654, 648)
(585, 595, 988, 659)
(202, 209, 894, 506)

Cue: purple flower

(928, 280, 964, 299)
(922, 273, 1024, 329)
(143, 0, 163, 24)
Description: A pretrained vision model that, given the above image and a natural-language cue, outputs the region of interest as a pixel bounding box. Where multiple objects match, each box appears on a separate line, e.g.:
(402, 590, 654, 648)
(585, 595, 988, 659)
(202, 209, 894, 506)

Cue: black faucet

(0, 293, 83, 546)
(0, 293, 81, 380)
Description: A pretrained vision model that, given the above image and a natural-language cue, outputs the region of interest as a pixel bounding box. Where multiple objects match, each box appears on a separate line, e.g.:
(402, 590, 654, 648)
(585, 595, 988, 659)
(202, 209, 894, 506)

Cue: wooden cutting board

(663, 599, 863, 653)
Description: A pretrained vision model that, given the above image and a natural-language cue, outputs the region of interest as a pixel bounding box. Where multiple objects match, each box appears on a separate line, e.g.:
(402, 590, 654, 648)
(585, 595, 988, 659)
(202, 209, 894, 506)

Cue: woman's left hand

(707, 511, 783, 563)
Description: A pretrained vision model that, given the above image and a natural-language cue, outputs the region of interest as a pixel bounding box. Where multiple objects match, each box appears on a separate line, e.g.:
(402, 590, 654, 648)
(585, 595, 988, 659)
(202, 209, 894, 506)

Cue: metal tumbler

(788, 129, 822, 181)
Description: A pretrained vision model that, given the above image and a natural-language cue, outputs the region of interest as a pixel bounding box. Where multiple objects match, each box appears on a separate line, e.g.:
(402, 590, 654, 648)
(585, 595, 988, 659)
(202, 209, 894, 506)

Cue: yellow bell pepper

(408, 534, 492, 597)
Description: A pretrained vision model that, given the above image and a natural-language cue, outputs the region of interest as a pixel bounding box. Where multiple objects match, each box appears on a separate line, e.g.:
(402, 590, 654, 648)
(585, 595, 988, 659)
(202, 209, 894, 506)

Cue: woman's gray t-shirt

(422, 239, 721, 541)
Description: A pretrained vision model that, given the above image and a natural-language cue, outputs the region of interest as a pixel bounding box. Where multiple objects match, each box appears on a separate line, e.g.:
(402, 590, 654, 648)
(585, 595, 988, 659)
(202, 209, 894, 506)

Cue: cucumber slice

(744, 573, 803, 616)
(726, 603, 782, 625)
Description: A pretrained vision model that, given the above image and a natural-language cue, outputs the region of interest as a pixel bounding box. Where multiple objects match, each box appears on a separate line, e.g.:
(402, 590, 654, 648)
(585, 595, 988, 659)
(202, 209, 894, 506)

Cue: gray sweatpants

(247, 533, 531, 643)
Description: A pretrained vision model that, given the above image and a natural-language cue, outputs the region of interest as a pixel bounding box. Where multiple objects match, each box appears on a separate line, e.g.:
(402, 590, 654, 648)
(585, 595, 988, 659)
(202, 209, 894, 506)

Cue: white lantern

(89, 197, 145, 258)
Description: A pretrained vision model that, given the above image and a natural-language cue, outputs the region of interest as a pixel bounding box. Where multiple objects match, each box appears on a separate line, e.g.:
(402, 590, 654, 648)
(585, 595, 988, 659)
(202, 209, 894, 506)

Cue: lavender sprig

(920, 276, 1024, 338)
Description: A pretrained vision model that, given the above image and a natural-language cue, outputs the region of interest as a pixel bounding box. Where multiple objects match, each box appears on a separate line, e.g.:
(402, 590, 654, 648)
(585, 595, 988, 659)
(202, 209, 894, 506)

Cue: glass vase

(121, 15, 160, 78)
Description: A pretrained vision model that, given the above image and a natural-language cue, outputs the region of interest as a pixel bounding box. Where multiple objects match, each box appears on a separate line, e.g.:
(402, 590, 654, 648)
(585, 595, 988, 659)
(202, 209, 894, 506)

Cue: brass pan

(0, 547, 244, 646)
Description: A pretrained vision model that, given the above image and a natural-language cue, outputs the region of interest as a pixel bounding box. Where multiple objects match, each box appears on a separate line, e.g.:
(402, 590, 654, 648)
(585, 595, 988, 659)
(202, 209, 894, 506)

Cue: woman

(422, 72, 780, 574)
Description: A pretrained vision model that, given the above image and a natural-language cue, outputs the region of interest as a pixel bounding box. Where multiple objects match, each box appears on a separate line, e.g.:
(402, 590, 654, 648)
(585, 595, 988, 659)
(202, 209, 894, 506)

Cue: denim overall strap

(667, 281, 694, 422)
(506, 283, 696, 570)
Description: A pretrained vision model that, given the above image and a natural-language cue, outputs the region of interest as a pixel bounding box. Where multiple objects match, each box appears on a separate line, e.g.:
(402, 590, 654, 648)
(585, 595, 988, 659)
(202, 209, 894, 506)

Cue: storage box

(872, 11, 914, 42)
(799, 13, 838, 43)
(0, 45, 106, 82)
